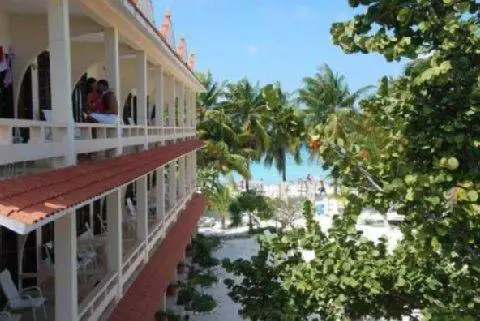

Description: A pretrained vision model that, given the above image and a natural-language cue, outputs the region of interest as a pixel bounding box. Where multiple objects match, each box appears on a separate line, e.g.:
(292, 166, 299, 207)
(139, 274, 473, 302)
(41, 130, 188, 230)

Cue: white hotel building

(0, 0, 206, 320)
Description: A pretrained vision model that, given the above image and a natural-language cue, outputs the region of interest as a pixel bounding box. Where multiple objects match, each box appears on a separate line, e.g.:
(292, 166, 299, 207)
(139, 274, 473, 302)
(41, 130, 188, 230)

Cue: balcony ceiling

(0, 0, 85, 16)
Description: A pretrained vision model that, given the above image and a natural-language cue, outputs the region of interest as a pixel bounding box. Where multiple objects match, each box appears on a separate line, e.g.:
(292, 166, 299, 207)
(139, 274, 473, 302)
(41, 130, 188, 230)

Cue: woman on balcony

(85, 79, 119, 124)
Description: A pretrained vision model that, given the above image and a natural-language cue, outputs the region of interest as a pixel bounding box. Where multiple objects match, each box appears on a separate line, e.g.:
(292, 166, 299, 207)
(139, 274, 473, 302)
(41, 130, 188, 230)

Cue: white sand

(191, 236, 259, 321)
(188, 206, 404, 321)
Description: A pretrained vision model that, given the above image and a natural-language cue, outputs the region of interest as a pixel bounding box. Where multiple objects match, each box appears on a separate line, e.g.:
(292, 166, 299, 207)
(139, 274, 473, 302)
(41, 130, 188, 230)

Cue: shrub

(228, 200, 243, 227)
(176, 285, 195, 306)
(188, 293, 217, 313)
(155, 309, 185, 321)
(190, 272, 218, 287)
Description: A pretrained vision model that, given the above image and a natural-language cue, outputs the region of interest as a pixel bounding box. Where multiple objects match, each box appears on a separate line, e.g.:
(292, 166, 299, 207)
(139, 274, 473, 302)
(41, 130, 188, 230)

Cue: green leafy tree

(262, 83, 305, 182)
(223, 1, 480, 320)
(222, 79, 269, 190)
(206, 185, 231, 229)
(233, 190, 272, 231)
(299, 64, 372, 194)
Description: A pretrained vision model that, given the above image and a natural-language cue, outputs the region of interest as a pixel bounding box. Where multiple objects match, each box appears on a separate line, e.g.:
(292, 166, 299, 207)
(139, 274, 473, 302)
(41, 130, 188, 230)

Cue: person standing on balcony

(85, 78, 102, 114)
(88, 79, 119, 124)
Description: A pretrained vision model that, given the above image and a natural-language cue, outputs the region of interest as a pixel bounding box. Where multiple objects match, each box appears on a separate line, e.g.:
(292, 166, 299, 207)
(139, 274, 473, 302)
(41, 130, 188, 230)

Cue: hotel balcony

(0, 1, 206, 320)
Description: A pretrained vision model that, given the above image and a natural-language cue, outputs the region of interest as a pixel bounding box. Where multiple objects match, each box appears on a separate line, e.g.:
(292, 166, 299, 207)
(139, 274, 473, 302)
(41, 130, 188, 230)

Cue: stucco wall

(0, 9, 10, 48)
(8, 13, 103, 105)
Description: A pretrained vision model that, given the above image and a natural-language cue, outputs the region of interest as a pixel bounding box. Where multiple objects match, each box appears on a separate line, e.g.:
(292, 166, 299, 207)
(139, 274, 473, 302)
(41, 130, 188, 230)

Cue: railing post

(106, 188, 123, 300)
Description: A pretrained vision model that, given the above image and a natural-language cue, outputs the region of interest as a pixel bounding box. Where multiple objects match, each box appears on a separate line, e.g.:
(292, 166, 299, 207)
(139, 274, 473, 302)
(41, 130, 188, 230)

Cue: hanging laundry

(0, 46, 7, 73)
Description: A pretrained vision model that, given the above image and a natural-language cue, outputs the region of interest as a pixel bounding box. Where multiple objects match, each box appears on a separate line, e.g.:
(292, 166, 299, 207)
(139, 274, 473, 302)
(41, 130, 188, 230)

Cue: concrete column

(54, 210, 77, 320)
(156, 166, 165, 228)
(192, 152, 197, 187)
(178, 83, 185, 132)
(178, 156, 186, 200)
(48, 0, 75, 166)
(105, 27, 122, 155)
(31, 60, 40, 120)
(136, 176, 149, 262)
(185, 153, 190, 192)
(154, 66, 164, 128)
(168, 161, 177, 209)
(106, 189, 123, 300)
(166, 75, 176, 128)
(191, 91, 196, 128)
(136, 51, 148, 149)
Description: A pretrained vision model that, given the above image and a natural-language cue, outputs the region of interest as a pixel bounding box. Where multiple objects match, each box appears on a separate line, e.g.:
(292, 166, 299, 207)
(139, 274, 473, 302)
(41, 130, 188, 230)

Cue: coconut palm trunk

(281, 148, 287, 182)
(221, 215, 227, 230)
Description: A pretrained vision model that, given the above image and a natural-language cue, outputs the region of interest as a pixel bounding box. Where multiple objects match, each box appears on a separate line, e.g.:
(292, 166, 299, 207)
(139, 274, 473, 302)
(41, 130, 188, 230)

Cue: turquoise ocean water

(233, 148, 328, 185)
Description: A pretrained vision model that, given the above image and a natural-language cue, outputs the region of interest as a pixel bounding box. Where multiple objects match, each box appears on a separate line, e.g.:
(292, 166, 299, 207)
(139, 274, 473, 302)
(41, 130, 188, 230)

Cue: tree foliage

(224, 1, 480, 320)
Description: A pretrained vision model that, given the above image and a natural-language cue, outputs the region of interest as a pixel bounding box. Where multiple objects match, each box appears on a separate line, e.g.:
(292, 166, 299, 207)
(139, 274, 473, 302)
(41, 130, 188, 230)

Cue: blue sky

(152, 1, 406, 184)
(153, 0, 405, 92)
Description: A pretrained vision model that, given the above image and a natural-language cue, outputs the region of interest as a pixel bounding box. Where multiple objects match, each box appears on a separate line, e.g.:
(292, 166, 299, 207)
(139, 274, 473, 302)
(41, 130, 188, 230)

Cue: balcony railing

(78, 187, 196, 321)
(0, 119, 69, 165)
(0, 118, 196, 167)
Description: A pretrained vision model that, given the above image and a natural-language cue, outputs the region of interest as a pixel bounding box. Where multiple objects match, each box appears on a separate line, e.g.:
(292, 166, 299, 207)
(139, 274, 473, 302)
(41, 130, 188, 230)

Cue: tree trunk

(281, 149, 287, 182)
(221, 215, 226, 230)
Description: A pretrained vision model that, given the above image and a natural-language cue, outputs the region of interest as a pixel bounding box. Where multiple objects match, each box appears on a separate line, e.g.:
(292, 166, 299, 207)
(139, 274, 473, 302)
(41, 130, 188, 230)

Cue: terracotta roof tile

(108, 194, 205, 321)
(0, 140, 204, 231)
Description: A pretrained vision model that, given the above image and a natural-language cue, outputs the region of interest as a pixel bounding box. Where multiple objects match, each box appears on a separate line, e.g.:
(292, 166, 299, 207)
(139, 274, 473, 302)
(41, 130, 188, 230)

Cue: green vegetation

(154, 309, 188, 321)
(174, 234, 219, 314)
(218, 0, 480, 320)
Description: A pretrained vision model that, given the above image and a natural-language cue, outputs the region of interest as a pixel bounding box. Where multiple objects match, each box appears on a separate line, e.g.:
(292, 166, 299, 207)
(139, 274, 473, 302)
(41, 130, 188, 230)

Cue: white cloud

(246, 44, 260, 56)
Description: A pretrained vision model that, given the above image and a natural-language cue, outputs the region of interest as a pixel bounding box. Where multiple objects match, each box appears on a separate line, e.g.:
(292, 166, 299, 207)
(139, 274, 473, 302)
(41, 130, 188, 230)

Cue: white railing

(76, 187, 196, 321)
(78, 272, 118, 321)
(0, 119, 68, 166)
(75, 123, 118, 154)
(122, 124, 146, 147)
(121, 240, 146, 286)
(0, 117, 196, 168)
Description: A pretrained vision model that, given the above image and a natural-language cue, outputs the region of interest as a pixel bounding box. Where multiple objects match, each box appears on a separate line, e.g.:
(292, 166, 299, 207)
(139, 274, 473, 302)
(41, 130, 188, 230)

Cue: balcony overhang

(0, 139, 204, 235)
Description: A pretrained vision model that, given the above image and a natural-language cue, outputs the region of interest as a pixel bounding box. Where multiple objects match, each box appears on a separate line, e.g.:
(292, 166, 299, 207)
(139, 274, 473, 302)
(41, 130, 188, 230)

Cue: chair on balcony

(0, 311, 21, 321)
(124, 198, 137, 237)
(43, 242, 95, 284)
(96, 214, 108, 235)
(0, 269, 47, 321)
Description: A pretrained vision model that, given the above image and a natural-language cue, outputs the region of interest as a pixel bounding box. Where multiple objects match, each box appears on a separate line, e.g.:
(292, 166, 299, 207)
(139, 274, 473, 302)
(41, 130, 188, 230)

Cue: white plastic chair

(0, 269, 47, 321)
(0, 311, 21, 321)
(124, 198, 137, 237)
(96, 214, 108, 235)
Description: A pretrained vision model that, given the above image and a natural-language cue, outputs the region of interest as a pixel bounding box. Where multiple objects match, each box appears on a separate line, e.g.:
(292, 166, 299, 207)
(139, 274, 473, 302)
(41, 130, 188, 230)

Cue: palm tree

(299, 64, 372, 194)
(262, 83, 305, 182)
(207, 185, 231, 229)
(221, 79, 269, 190)
(298, 64, 372, 124)
(196, 72, 250, 180)
(196, 71, 225, 120)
